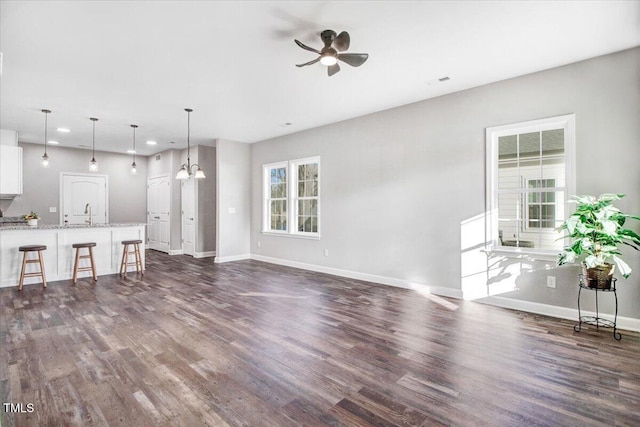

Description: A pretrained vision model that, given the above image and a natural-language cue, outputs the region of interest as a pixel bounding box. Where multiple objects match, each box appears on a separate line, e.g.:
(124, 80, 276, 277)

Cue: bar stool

(72, 242, 97, 284)
(120, 239, 144, 277)
(18, 245, 47, 291)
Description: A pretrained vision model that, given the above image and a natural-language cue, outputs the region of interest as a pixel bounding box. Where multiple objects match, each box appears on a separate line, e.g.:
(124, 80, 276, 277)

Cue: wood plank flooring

(1, 250, 640, 426)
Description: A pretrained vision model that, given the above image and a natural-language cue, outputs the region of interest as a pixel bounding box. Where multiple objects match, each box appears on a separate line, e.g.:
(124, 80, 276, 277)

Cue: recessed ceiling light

(48, 140, 59, 145)
(146, 140, 157, 145)
(57, 127, 70, 133)
(127, 149, 136, 154)
(426, 76, 451, 85)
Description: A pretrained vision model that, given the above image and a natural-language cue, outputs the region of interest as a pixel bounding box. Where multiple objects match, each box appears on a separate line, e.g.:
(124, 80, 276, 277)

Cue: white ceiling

(1, 1, 639, 156)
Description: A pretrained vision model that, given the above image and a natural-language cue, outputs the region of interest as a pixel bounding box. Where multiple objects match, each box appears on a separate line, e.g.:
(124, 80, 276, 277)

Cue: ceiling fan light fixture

(320, 53, 337, 66)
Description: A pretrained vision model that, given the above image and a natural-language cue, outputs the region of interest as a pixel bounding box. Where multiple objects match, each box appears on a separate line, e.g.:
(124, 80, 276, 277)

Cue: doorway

(147, 175, 171, 253)
(60, 173, 108, 225)
(181, 179, 196, 256)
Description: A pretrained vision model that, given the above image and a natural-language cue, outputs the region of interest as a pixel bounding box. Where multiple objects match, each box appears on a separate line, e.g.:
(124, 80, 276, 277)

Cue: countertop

(0, 223, 146, 231)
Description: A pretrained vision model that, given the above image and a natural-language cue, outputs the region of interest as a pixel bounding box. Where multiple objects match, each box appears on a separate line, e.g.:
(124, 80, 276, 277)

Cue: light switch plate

(49, 207, 57, 213)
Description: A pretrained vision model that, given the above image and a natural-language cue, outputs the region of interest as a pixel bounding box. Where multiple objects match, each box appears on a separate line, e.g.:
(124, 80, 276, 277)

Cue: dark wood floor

(1, 250, 640, 426)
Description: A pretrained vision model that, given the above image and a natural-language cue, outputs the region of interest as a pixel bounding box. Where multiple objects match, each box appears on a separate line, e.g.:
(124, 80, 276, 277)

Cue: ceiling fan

(294, 30, 369, 77)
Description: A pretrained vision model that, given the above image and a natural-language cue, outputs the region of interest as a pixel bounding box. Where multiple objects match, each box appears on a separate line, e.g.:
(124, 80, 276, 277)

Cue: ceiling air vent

(155, 154, 161, 161)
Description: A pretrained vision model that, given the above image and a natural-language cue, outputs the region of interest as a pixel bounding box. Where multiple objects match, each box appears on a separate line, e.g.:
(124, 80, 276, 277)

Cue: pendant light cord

(92, 120, 96, 159)
(186, 109, 191, 167)
(44, 111, 48, 155)
(133, 125, 136, 164)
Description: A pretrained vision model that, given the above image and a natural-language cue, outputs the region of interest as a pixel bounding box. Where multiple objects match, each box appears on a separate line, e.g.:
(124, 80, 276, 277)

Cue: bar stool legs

(18, 245, 48, 291)
(120, 240, 144, 277)
(72, 242, 98, 284)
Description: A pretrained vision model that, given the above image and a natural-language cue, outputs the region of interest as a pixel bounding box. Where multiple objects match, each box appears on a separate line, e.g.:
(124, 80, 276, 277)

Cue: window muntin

(263, 157, 320, 237)
(487, 115, 575, 254)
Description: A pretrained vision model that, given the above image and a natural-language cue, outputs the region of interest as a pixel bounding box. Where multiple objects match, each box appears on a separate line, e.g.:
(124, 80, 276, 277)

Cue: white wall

(250, 47, 640, 320)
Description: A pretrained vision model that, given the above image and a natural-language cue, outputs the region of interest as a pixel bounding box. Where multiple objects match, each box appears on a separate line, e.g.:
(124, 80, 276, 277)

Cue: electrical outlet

(257, 240, 261, 248)
(324, 249, 329, 257)
(546, 276, 556, 288)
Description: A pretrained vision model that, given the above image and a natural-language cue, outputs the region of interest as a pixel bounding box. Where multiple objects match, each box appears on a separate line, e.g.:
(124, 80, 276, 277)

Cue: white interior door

(147, 175, 170, 253)
(182, 180, 196, 256)
(61, 174, 108, 225)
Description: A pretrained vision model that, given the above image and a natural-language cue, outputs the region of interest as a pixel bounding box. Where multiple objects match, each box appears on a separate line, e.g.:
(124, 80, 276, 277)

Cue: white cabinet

(0, 145, 23, 198)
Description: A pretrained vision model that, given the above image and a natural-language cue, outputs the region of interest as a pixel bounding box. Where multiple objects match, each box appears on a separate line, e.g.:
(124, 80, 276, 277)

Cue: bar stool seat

(120, 239, 144, 277)
(18, 245, 47, 291)
(72, 242, 97, 284)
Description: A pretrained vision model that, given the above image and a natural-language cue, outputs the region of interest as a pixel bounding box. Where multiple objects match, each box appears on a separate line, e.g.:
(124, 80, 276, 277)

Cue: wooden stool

(72, 242, 97, 284)
(120, 239, 144, 277)
(18, 245, 47, 291)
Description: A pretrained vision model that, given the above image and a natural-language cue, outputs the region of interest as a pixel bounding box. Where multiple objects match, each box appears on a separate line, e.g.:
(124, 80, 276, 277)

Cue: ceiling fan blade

(294, 39, 320, 54)
(296, 57, 321, 67)
(328, 63, 340, 77)
(337, 53, 369, 67)
(333, 31, 350, 52)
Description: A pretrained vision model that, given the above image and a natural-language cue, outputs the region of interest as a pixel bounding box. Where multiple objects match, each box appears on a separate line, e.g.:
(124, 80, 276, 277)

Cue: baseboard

(479, 295, 640, 333)
(168, 249, 183, 255)
(193, 251, 216, 259)
(214, 254, 251, 263)
(250, 254, 464, 299)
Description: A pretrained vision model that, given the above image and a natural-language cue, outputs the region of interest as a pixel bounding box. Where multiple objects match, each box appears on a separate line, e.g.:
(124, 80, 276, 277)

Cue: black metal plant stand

(574, 274, 621, 340)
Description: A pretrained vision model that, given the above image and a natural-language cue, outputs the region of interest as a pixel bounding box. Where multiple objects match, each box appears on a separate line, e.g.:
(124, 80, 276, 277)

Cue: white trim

(168, 249, 183, 255)
(478, 296, 640, 333)
(215, 253, 251, 263)
(261, 231, 321, 240)
(250, 254, 464, 299)
(193, 251, 216, 258)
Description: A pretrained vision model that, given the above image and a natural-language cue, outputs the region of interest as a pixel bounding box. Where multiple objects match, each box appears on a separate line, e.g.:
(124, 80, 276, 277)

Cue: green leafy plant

(557, 193, 640, 278)
(22, 211, 40, 220)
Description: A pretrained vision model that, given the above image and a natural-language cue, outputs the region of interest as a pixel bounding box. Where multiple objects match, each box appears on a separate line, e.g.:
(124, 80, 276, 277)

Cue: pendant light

(89, 117, 98, 172)
(41, 109, 51, 167)
(130, 124, 138, 174)
(176, 108, 205, 179)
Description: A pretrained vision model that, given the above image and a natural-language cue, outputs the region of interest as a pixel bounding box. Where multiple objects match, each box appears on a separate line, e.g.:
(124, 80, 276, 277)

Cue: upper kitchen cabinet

(0, 130, 23, 198)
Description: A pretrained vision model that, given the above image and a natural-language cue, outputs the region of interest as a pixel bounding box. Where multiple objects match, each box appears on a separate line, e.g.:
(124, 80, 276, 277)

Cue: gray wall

(250, 47, 640, 319)
(216, 139, 250, 260)
(1, 143, 147, 224)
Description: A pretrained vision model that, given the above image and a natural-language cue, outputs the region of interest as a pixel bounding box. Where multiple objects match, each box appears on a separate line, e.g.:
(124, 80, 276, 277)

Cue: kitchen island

(0, 223, 145, 288)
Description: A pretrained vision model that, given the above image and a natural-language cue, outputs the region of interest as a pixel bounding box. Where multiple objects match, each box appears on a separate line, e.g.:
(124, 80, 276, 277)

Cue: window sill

(482, 246, 559, 262)
(261, 231, 321, 240)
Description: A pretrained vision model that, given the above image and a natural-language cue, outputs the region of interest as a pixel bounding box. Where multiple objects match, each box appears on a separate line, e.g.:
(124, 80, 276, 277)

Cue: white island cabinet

(0, 223, 145, 288)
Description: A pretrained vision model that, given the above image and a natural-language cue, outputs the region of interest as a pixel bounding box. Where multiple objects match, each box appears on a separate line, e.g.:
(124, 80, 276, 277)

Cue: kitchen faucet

(84, 203, 93, 226)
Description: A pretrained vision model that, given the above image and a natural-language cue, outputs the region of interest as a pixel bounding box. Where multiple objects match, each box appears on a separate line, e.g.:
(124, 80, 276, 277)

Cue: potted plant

(22, 211, 40, 226)
(557, 193, 640, 289)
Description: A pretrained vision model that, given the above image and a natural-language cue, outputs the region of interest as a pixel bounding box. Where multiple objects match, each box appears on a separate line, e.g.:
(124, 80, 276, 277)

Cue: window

(263, 157, 320, 237)
(486, 115, 575, 253)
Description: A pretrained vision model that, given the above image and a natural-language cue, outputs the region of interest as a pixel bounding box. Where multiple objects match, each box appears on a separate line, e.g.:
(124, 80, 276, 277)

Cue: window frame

(263, 161, 289, 235)
(485, 114, 576, 258)
(262, 156, 320, 239)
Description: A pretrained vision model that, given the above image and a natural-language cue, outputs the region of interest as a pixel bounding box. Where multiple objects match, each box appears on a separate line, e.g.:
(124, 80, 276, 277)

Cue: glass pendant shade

(130, 162, 137, 175)
(194, 167, 206, 179)
(89, 158, 98, 172)
(176, 165, 189, 179)
(42, 153, 50, 168)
